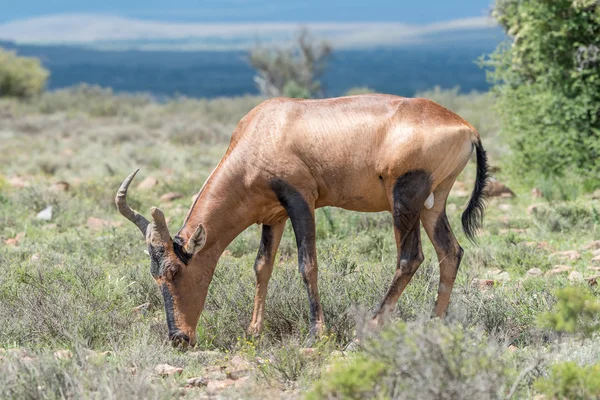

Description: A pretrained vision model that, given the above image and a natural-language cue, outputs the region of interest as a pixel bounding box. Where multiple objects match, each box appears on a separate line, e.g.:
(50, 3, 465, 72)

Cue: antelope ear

(184, 224, 207, 255)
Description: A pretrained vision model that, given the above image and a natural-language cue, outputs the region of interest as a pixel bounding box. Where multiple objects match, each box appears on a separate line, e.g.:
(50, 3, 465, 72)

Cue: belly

(315, 173, 390, 212)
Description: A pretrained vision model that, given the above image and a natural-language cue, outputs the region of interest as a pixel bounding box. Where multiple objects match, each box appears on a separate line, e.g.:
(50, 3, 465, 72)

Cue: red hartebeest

(116, 94, 489, 346)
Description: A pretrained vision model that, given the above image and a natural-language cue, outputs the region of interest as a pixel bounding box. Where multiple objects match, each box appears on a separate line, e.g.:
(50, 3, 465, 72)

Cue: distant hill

(0, 40, 500, 98)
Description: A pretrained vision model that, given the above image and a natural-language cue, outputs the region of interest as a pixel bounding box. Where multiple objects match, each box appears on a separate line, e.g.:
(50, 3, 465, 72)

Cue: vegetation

(482, 0, 600, 189)
(1, 87, 600, 398)
(248, 28, 332, 98)
(0, 47, 49, 98)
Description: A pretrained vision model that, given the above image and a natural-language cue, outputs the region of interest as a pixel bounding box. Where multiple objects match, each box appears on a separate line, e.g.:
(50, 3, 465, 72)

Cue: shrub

(0, 48, 49, 98)
(309, 321, 514, 400)
(535, 362, 600, 400)
(482, 0, 600, 189)
(538, 287, 600, 339)
(249, 28, 332, 98)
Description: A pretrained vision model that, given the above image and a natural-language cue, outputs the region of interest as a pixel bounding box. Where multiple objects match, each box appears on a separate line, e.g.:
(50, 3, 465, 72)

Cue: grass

(1, 87, 600, 399)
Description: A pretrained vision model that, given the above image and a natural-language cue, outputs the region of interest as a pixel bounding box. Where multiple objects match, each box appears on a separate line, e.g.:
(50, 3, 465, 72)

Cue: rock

(592, 189, 600, 200)
(186, 377, 209, 387)
(592, 255, 600, 263)
(508, 345, 518, 352)
(583, 240, 600, 250)
(137, 176, 158, 190)
(472, 279, 496, 290)
(524, 241, 551, 251)
(527, 204, 543, 215)
(53, 350, 73, 360)
(87, 217, 122, 231)
(154, 364, 183, 377)
(207, 379, 236, 393)
(592, 249, 600, 257)
(498, 204, 512, 212)
(49, 181, 70, 193)
(546, 265, 572, 276)
(550, 250, 580, 261)
(526, 268, 543, 277)
(587, 275, 600, 287)
(587, 266, 600, 272)
(484, 178, 516, 198)
(31, 253, 41, 262)
(36, 206, 53, 221)
(568, 271, 584, 282)
(132, 302, 151, 316)
(225, 355, 252, 380)
(8, 176, 29, 188)
(531, 188, 543, 198)
(160, 192, 183, 202)
(496, 272, 511, 282)
(5, 232, 25, 246)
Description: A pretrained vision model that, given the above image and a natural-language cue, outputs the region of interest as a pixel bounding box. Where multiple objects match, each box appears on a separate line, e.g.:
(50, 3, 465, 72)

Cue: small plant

(538, 287, 600, 338)
(535, 362, 600, 400)
(306, 354, 386, 400)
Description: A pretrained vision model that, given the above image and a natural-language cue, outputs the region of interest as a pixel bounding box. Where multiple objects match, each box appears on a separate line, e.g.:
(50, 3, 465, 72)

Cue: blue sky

(2, 0, 493, 24)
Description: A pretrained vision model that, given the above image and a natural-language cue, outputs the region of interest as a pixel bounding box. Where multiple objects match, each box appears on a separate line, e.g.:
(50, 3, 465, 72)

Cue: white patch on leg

(424, 192, 434, 209)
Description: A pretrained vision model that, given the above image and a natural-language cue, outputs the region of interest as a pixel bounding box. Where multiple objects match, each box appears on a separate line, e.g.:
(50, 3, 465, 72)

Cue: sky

(1, 0, 493, 24)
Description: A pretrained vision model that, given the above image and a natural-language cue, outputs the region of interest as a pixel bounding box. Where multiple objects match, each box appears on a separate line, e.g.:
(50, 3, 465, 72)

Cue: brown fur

(118, 94, 483, 345)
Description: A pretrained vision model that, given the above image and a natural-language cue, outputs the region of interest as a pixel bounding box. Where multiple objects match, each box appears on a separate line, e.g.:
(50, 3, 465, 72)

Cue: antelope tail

(461, 139, 489, 243)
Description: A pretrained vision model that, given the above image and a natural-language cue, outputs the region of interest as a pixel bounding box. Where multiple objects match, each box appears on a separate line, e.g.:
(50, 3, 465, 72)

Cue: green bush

(309, 321, 514, 400)
(482, 0, 600, 189)
(535, 362, 600, 400)
(0, 48, 49, 98)
(538, 287, 600, 338)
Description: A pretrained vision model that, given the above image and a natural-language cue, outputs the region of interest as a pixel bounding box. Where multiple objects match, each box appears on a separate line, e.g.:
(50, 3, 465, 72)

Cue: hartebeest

(116, 94, 488, 346)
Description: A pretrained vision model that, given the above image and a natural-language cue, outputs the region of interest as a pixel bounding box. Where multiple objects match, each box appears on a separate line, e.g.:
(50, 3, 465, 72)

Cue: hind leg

(371, 171, 431, 327)
(421, 178, 464, 318)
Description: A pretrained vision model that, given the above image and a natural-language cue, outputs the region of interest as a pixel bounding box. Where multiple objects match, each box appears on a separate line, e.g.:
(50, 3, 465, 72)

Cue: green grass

(1, 88, 599, 399)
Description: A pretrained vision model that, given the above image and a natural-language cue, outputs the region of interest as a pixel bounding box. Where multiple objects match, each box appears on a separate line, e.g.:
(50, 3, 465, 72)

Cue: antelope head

(116, 170, 208, 347)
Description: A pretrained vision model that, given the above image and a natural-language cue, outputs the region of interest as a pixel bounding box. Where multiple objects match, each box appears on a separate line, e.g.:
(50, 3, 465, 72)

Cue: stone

(526, 268, 543, 277)
(508, 345, 518, 352)
(49, 181, 70, 193)
(207, 379, 236, 393)
(132, 302, 151, 316)
(160, 192, 183, 202)
(592, 189, 600, 200)
(31, 253, 41, 262)
(5, 232, 25, 246)
(531, 188, 543, 198)
(36, 206, 53, 221)
(583, 240, 600, 250)
(137, 176, 158, 190)
(524, 241, 551, 251)
(496, 272, 511, 282)
(550, 250, 580, 261)
(186, 377, 209, 387)
(592, 255, 600, 263)
(472, 279, 496, 290)
(498, 204, 512, 212)
(592, 249, 600, 257)
(587, 266, 600, 272)
(8, 176, 29, 188)
(568, 271, 584, 282)
(87, 217, 122, 231)
(154, 364, 183, 376)
(484, 178, 516, 198)
(546, 265, 572, 276)
(53, 350, 73, 360)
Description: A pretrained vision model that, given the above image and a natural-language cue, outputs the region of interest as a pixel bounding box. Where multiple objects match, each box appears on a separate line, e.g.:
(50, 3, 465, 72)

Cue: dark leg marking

(270, 179, 322, 336)
(373, 170, 431, 321)
(255, 224, 274, 270)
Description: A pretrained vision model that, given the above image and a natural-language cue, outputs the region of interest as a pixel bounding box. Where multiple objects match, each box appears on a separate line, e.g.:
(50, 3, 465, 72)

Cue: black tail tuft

(461, 139, 489, 244)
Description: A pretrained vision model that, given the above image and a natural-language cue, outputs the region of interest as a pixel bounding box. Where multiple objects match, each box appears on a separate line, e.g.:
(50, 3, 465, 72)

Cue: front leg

(248, 221, 286, 336)
(270, 179, 325, 341)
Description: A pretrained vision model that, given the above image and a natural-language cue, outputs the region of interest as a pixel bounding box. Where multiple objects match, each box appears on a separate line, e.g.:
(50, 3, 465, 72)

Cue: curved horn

(150, 207, 172, 244)
(115, 169, 150, 237)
